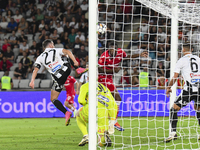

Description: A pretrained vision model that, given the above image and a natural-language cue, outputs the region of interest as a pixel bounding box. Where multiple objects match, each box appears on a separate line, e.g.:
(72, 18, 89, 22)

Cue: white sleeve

(57, 48, 64, 56)
(79, 74, 85, 83)
(34, 56, 43, 69)
(174, 59, 183, 74)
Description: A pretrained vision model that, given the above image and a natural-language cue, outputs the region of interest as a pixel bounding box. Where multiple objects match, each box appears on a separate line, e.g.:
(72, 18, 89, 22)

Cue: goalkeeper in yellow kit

(76, 82, 117, 147)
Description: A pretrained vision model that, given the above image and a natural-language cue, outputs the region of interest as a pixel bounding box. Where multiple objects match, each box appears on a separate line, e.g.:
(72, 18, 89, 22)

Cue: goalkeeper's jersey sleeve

(78, 82, 89, 106)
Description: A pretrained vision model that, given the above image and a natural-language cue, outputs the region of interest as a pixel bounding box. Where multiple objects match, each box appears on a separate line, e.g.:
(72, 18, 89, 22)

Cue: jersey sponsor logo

(98, 99, 108, 107)
(52, 64, 61, 72)
(97, 95, 109, 102)
(190, 73, 200, 78)
(191, 79, 200, 83)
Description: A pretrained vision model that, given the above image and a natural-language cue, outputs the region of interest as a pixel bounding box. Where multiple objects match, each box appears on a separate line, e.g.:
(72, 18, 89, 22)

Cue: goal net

(96, 0, 200, 149)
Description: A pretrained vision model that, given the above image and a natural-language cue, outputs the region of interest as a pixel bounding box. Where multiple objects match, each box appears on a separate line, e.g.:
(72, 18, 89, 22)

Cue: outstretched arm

(29, 67, 39, 89)
(166, 72, 179, 97)
(62, 49, 78, 66)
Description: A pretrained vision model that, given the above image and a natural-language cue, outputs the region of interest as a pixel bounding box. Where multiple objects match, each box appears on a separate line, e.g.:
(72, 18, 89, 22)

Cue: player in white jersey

(77, 63, 89, 95)
(29, 39, 79, 126)
(164, 45, 200, 142)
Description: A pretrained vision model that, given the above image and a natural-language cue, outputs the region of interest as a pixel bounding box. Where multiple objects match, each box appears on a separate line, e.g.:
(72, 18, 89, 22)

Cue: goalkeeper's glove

(108, 120, 115, 134)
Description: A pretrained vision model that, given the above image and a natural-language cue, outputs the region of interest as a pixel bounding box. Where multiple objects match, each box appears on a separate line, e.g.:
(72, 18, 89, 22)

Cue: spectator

(38, 20, 45, 32)
(35, 9, 44, 22)
(0, 56, 13, 71)
(80, 0, 88, 14)
(44, 5, 54, 24)
(68, 28, 77, 47)
(55, 38, 64, 48)
(141, 19, 148, 33)
(71, 0, 80, 14)
(10, 2, 18, 14)
(4, 46, 14, 63)
(7, 17, 18, 33)
(56, 8, 64, 21)
(0, 71, 13, 91)
(65, 9, 73, 22)
(19, 41, 29, 55)
(121, 0, 132, 22)
(44, 24, 50, 35)
(28, 15, 37, 34)
(17, 17, 29, 33)
(157, 76, 168, 89)
(156, 61, 165, 77)
(61, 32, 70, 49)
(75, 31, 85, 44)
(55, 22, 64, 35)
(6, 9, 13, 22)
(29, 40, 40, 56)
(64, 21, 71, 34)
(19, 51, 32, 73)
(120, 69, 130, 85)
(131, 67, 139, 86)
(13, 63, 25, 80)
(39, 29, 46, 43)
(8, 30, 18, 48)
(49, 16, 57, 29)
(139, 67, 153, 87)
(0, 49, 3, 61)
(69, 17, 79, 30)
(140, 53, 152, 69)
(157, 44, 165, 60)
(157, 27, 167, 43)
(60, 16, 67, 27)
(18, 30, 28, 43)
(76, 45, 88, 60)
(75, 8, 82, 22)
(72, 37, 81, 54)
(13, 10, 23, 23)
(44, 0, 57, 9)
(2, 39, 11, 53)
(50, 29, 59, 44)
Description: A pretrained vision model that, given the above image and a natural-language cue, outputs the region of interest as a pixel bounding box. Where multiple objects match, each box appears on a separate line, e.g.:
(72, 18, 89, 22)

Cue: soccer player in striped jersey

(76, 82, 117, 147)
(165, 44, 200, 142)
(29, 39, 79, 126)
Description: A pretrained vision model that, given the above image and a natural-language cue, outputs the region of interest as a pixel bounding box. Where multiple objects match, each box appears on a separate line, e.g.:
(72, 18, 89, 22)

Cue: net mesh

(97, 0, 200, 149)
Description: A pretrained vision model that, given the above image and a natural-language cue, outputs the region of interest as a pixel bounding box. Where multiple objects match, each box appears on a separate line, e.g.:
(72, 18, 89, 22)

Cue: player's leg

(100, 78, 124, 131)
(164, 91, 189, 143)
(51, 81, 72, 126)
(64, 95, 76, 112)
(76, 107, 89, 146)
(97, 107, 111, 147)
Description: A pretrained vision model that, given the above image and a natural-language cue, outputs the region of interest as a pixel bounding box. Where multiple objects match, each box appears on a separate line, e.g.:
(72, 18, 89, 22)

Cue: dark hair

(42, 39, 53, 49)
(183, 44, 192, 51)
(109, 42, 117, 49)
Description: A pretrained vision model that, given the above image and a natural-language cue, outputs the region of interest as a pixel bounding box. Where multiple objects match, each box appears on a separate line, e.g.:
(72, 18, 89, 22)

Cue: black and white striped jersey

(174, 54, 200, 92)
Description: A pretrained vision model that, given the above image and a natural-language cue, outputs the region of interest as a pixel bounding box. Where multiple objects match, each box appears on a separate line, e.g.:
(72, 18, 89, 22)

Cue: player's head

(108, 42, 117, 57)
(42, 39, 54, 49)
(182, 44, 192, 54)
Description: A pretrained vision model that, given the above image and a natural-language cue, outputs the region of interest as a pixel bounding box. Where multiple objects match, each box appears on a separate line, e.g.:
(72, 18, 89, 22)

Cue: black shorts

(174, 90, 200, 108)
(51, 63, 71, 92)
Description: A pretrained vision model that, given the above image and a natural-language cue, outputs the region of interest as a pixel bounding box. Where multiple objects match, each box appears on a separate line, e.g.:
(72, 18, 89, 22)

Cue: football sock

(170, 107, 178, 132)
(196, 110, 200, 126)
(76, 116, 88, 136)
(52, 99, 67, 114)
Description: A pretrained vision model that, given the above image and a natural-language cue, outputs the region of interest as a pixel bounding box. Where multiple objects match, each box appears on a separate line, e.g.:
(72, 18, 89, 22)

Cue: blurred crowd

(0, 0, 198, 89)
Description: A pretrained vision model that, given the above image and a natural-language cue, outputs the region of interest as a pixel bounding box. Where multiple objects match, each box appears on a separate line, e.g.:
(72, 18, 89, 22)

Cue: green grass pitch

(0, 117, 200, 150)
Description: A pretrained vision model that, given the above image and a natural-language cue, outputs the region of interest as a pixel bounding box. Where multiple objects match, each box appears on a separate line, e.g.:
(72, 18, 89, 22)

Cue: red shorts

(65, 94, 75, 104)
(98, 78, 116, 92)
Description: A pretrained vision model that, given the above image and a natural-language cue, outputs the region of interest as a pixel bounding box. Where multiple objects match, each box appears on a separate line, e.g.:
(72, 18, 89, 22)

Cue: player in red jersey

(64, 75, 79, 115)
(98, 42, 147, 131)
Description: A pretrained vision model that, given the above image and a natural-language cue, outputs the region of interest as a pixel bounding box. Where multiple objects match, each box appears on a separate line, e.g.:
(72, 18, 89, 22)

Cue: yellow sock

(76, 116, 88, 136)
(99, 135, 105, 146)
